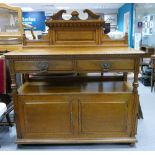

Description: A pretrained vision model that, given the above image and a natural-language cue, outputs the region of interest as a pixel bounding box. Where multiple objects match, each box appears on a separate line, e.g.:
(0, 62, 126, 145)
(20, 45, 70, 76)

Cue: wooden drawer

(14, 60, 74, 72)
(77, 59, 134, 72)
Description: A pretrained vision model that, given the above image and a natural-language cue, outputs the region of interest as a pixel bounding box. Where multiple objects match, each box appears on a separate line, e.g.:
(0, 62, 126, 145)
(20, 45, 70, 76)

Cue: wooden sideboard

(2, 7, 145, 145)
(5, 47, 145, 145)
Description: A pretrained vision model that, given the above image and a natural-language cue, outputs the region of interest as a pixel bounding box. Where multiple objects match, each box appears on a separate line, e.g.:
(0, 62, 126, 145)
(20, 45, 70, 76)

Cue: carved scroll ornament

(50, 9, 66, 20)
(83, 9, 100, 20)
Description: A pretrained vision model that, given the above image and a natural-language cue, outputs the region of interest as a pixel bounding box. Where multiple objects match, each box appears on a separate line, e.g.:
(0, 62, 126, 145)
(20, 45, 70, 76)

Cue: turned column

(9, 60, 22, 138)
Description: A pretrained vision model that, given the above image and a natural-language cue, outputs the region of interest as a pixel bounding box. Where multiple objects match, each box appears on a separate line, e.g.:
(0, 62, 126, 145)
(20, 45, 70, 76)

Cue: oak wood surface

(5, 47, 144, 56)
(18, 81, 133, 95)
(14, 60, 74, 72)
(16, 138, 137, 144)
(17, 93, 134, 139)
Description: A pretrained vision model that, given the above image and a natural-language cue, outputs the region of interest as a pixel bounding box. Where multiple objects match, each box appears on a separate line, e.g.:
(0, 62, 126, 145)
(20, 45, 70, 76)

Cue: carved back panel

(23, 9, 128, 47)
(45, 9, 104, 45)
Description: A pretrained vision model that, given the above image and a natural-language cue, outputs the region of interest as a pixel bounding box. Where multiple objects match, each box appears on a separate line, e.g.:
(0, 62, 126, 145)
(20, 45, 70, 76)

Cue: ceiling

(10, 3, 124, 16)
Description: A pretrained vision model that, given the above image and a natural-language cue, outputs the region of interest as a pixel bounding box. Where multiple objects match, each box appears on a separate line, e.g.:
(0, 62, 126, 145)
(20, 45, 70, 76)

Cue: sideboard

(5, 47, 145, 145)
(2, 6, 145, 145)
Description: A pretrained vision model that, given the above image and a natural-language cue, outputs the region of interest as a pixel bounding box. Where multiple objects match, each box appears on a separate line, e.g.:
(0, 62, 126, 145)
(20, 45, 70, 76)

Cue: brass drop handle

(101, 63, 111, 72)
(36, 61, 49, 73)
(70, 111, 74, 129)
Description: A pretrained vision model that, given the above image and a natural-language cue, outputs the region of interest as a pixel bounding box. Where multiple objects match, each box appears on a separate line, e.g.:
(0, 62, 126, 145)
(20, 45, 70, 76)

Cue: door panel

(18, 95, 74, 138)
(78, 94, 133, 137)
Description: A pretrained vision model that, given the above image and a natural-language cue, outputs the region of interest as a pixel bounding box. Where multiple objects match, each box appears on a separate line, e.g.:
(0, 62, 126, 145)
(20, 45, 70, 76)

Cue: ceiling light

(42, 4, 55, 7)
(21, 7, 34, 12)
(56, 6, 70, 10)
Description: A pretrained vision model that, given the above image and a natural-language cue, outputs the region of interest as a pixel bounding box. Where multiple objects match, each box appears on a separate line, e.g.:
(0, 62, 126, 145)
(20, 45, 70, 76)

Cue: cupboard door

(78, 94, 133, 138)
(18, 95, 74, 138)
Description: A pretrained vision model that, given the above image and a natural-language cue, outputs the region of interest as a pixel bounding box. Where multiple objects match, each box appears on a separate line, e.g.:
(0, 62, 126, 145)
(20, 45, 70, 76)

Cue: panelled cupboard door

(77, 94, 134, 138)
(18, 95, 74, 139)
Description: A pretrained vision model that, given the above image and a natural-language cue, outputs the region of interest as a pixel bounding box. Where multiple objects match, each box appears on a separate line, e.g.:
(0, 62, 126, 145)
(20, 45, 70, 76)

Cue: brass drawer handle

(70, 111, 73, 128)
(101, 63, 111, 72)
(36, 61, 49, 72)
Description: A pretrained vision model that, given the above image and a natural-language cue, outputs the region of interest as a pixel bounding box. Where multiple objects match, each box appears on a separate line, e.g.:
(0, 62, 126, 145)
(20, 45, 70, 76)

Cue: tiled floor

(0, 82, 155, 151)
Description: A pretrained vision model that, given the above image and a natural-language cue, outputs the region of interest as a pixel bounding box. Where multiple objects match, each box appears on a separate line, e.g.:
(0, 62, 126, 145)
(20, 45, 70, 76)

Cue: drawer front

(14, 60, 73, 72)
(77, 59, 134, 72)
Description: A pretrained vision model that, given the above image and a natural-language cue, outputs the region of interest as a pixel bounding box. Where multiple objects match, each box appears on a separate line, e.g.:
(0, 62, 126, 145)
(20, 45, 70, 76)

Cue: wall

(134, 3, 155, 48)
(118, 3, 134, 47)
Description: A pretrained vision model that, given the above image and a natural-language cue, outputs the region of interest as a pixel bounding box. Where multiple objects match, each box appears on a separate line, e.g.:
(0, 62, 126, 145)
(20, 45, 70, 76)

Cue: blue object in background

(118, 3, 134, 47)
(22, 11, 46, 31)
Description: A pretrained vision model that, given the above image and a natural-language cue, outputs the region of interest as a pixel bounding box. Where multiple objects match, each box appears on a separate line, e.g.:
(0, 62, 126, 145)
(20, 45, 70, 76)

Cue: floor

(0, 81, 155, 151)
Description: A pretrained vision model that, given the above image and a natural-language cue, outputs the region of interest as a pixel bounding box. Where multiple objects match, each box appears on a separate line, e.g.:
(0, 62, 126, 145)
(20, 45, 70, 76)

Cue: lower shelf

(18, 80, 133, 95)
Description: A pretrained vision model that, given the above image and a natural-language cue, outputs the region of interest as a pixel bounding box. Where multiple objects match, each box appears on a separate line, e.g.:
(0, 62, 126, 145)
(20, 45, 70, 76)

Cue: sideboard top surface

(5, 47, 145, 57)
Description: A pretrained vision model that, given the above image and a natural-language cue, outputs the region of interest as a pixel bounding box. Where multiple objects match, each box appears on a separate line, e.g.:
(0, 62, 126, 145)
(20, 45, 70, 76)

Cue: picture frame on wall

(142, 14, 154, 36)
(104, 14, 117, 31)
(137, 21, 143, 29)
(104, 14, 117, 26)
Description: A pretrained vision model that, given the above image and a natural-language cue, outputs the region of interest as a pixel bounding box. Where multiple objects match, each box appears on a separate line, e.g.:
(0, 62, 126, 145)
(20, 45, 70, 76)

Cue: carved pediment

(47, 9, 101, 21)
(45, 9, 104, 28)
